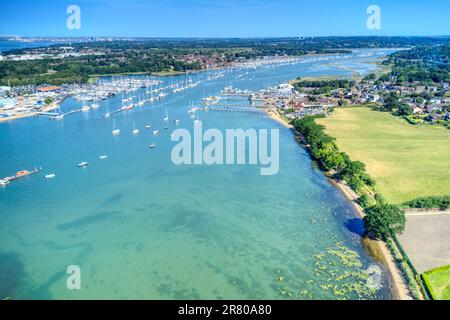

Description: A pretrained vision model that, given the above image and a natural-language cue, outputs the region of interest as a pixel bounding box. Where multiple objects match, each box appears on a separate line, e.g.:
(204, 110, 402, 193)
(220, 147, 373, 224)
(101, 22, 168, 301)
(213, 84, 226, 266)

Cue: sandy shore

(266, 110, 412, 300)
(267, 109, 293, 128)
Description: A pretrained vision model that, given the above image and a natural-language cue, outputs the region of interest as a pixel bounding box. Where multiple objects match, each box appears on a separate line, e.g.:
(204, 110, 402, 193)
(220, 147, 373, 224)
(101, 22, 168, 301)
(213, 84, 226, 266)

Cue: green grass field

(317, 106, 450, 204)
(422, 265, 450, 300)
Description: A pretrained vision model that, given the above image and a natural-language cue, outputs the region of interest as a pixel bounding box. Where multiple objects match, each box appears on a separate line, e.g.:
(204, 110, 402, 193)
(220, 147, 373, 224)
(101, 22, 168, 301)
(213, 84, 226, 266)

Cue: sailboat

(104, 105, 111, 118)
(149, 137, 156, 149)
(132, 122, 139, 135)
(91, 100, 100, 109)
(137, 94, 144, 106)
(112, 119, 120, 136)
(52, 105, 64, 120)
(81, 100, 90, 112)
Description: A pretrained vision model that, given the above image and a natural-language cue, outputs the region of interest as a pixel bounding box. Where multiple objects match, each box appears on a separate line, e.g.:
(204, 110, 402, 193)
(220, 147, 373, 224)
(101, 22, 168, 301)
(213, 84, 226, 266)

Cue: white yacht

(132, 123, 139, 135)
(112, 119, 120, 135)
(81, 101, 90, 112)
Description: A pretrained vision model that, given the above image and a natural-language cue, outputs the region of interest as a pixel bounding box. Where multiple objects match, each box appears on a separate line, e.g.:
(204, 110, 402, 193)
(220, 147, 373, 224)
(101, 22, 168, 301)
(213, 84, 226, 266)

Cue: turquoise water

(0, 49, 396, 300)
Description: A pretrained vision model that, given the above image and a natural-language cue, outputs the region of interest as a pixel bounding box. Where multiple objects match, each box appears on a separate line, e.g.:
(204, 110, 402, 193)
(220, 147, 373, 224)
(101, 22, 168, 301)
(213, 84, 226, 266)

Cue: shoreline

(329, 179, 412, 300)
(266, 109, 412, 300)
(266, 109, 293, 129)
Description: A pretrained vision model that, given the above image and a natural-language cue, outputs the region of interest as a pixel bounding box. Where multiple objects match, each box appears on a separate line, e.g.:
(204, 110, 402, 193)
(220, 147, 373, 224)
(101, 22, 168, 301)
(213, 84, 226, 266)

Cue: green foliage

(404, 196, 450, 210)
(421, 264, 450, 300)
(395, 104, 413, 116)
(358, 194, 374, 209)
(363, 73, 376, 81)
(363, 204, 406, 240)
(293, 116, 377, 195)
(293, 79, 355, 95)
(44, 97, 53, 105)
(384, 45, 450, 84)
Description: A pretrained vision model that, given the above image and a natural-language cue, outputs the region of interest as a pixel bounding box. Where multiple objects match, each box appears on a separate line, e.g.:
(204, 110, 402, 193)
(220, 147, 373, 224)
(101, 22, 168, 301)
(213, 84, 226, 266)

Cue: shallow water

(0, 49, 396, 299)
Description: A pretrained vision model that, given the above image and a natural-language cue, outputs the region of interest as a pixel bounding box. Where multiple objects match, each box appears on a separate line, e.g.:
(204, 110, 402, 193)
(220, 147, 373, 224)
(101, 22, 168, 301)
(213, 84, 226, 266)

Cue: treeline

(0, 54, 201, 86)
(293, 116, 374, 194)
(293, 79, 355, 95)
(292, 115, 406, 240)
(404, 196, 450, 210)
(294, 79, 355, 88)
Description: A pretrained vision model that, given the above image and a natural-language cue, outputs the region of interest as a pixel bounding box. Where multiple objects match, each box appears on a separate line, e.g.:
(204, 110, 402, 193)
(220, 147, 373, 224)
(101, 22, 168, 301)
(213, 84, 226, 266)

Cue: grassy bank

(150, 70, 186, 77)
(317, 106, 450, 204)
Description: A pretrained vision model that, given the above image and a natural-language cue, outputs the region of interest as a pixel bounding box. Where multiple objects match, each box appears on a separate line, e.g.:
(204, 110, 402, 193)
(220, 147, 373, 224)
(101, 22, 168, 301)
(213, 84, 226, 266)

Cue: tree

(395, 104, 413, 116)
(382, 93, 400, 111)
(363, 204, 406, 240)
(323, 151, 347, 172)
(44, 97, 53, 105)
(363, 73, 376, 81)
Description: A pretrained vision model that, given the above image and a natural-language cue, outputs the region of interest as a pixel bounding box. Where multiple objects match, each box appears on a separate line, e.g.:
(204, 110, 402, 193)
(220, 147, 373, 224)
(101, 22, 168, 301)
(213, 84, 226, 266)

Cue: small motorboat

(0, 179, 9, 186)
(149, 142, 156, 149)
(174, 119, 181, 125)
(153, 130, 160, 136)
(112, 129, 120, 136)
(99, 155, 108, 159)
(45, 174, 56, 179)
(145, 125, 152, 129)
(77, 162, 88, 168)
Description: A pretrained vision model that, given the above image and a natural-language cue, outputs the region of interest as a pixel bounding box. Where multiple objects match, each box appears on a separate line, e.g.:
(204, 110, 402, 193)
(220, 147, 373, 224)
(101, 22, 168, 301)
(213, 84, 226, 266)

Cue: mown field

(317, 106, 450, 204)
(422, 265, 450, 300)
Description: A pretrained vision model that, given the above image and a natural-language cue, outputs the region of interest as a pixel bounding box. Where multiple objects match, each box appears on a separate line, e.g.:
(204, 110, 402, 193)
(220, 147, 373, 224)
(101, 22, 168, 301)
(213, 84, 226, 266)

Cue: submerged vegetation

(274, 242, 380, 300)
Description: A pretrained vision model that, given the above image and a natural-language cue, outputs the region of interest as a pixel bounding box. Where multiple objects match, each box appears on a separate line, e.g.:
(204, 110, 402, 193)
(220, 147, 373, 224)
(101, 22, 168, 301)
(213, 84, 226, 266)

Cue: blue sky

(0, 0, 449, 37)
